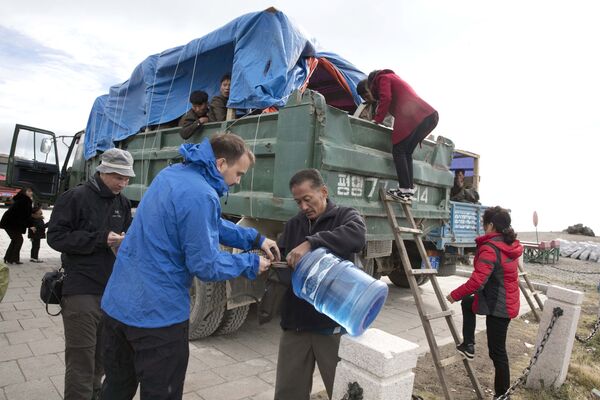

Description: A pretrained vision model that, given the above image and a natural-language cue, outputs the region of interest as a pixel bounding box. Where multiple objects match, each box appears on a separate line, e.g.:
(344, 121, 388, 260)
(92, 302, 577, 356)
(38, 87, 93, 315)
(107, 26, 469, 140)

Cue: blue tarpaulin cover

(84, 8, 366, 159)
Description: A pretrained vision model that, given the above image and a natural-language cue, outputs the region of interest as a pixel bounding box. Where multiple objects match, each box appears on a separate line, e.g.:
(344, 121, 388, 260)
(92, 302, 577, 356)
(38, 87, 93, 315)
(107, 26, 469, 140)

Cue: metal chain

(546, 264, 600, 275)
(575, 316, 600, 343)
(496, 307, 564, 400)
(341, 382, 363, 400)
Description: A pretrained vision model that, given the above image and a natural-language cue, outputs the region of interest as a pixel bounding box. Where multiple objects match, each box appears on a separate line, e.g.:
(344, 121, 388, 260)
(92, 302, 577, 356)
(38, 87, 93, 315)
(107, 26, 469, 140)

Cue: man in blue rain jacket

(100, 133, 278, 400)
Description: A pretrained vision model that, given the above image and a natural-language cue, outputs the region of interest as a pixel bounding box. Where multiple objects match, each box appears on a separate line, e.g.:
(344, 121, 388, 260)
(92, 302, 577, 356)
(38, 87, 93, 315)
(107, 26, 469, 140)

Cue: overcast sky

(1, 0, 599, 233)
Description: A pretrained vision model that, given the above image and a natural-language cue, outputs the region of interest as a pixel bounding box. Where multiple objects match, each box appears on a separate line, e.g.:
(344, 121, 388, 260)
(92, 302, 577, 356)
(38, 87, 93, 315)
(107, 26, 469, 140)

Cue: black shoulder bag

(40, 267, 65, 316)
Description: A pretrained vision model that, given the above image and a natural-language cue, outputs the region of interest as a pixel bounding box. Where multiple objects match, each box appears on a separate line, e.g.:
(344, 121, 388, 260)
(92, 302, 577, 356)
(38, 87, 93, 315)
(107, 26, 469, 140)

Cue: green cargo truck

(6, 89, 485, 338)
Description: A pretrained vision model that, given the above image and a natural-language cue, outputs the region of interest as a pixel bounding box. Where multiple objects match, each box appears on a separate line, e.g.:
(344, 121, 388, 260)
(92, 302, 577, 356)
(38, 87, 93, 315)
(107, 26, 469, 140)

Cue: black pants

(31, 238, 41, 259)
(392, 111, 439, 189)
(4, 228, 24, 263)
(61, 295, 104, 400)
(101, 314, 190, 400)
(461, 295, 511, 396)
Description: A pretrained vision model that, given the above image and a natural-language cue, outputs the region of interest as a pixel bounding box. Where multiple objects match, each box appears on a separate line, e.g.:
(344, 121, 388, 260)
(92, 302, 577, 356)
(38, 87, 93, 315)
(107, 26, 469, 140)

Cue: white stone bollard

(332, 328, 419, 400)
(525, 285, 584, 389)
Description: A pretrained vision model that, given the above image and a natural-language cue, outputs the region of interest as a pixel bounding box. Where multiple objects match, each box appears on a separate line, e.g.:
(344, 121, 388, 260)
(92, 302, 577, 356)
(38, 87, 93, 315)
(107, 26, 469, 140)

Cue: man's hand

(260, 238, 281, 262)
(107, 231, 125, 247)
(30, 226, 37, 234)
(258, 256, 272, 274)
(446, 294, 456, 304)
(286, 241, 311, 269)
(199, 117, 209, 124)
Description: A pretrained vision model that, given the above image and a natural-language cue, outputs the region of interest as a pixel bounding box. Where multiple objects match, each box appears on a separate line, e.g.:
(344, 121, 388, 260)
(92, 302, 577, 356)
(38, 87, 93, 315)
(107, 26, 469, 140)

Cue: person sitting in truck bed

(178, 90, 210, 140)
(354, 80, 394, 127)
(450, 169, 480, 204)
(207, 74, 231, 122)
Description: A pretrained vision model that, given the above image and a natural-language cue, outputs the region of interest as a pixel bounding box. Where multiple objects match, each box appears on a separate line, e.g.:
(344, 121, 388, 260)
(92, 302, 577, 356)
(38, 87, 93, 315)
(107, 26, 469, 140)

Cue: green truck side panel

(86, 90, 454, 242)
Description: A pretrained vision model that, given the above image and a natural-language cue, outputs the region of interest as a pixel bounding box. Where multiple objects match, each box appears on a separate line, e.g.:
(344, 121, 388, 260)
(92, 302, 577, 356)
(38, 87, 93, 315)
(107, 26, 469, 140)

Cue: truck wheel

(388, 269, 430, 288)
(355, 255, 380, 280)
(188, 279, 226, 340)
(437, 252, 457, 277)
(213, 304, 250, 335)
(388, 241, 430, 288)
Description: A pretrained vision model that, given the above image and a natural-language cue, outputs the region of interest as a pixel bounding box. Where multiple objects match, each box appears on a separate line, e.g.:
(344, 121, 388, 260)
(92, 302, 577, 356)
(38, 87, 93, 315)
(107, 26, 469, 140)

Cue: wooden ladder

(517, 256, 544, 322)
(379, 189, 484, 400)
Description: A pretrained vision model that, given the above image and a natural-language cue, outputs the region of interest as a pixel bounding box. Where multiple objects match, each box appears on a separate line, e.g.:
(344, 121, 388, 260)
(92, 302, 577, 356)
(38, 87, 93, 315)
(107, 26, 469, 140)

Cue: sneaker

(30, 259, 44, 263)
(387, 188, 413, 202)
(456, 342, 474, 359)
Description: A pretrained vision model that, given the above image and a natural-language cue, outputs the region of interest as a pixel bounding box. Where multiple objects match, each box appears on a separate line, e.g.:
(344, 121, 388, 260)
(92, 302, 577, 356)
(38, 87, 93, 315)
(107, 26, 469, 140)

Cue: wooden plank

(410, 269, 438, 275)
(424, 310, 454, 321)
(395, 226, 423, 235)
(226, 108, 236, 121)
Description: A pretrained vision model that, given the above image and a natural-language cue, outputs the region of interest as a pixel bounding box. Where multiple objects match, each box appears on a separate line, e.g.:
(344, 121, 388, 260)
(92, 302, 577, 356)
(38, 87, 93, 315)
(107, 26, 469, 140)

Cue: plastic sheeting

(84, 9, 366, 159)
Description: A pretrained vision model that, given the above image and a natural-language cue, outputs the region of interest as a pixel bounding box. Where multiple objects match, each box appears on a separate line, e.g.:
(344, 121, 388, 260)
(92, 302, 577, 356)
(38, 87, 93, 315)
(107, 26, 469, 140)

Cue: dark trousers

(391, 111, 439, 189)
(4, 228, 24, 263)
(31, 238, 41, 259)
(274, 330, 341, 400)
(461, 295, 511, 396)
(101, 314, 190, 400)
(61, 295, 104, 400)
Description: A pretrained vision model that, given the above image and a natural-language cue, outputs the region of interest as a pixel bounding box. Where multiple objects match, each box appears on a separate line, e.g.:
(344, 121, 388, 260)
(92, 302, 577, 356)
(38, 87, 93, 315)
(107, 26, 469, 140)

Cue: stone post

(332, 328, 419, 400)
(525, 285, 583, 389)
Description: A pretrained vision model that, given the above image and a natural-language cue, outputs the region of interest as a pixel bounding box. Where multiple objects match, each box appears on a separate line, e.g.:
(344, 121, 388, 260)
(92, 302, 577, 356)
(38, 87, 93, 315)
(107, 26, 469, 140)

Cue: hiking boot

(456, 342, 474, 359)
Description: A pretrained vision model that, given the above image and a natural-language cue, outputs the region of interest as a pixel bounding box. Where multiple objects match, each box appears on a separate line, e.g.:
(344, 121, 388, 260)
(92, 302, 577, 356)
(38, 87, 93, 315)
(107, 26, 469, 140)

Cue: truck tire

(388, 241, 430, 288)
(437, 252, 457, 277)
(355, 255, 380, 280)
(388, 269, 429, 288)
(188, 279, 226, 340)
(213, 304, 250, 335)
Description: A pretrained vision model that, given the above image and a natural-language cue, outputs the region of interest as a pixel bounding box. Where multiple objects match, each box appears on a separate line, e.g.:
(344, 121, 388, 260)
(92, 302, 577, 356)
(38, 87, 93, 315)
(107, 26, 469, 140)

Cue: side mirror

(40, 137, 52, 154)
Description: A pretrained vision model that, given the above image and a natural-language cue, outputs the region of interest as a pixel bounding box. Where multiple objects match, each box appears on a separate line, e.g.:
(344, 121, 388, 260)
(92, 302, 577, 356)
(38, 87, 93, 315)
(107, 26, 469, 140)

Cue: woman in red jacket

(366, 69, 439, 201)
(446, 206, 523, 399)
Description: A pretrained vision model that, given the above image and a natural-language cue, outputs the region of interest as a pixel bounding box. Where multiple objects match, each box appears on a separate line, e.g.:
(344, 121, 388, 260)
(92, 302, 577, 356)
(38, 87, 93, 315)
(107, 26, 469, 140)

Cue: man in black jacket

(47, 148, 134, 400)
(274, 169, 367, 400)
(208, 73, 231, 122)
(178, 90, 209, 140)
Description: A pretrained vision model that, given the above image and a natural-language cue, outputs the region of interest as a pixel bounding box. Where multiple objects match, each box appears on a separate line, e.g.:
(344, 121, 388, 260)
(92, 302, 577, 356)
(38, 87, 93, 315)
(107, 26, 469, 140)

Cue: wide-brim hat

(96, 148, 136, 177)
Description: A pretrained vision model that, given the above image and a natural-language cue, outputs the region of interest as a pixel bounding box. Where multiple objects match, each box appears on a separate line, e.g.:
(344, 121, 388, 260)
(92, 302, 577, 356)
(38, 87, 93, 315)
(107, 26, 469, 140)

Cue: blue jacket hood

(179, 139, 229, 196)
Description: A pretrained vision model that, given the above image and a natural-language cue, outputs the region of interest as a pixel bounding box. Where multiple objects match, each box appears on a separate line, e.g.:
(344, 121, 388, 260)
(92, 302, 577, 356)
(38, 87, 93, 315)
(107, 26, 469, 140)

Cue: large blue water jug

(292, 247, 389, 336)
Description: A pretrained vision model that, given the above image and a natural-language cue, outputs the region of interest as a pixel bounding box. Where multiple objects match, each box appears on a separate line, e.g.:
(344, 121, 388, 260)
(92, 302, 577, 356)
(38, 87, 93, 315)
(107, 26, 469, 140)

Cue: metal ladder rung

(410, 269, 438, 276)
(395, 226, 423, 235)
(424, 310, 454, 321)
(439, 354, 466, 367)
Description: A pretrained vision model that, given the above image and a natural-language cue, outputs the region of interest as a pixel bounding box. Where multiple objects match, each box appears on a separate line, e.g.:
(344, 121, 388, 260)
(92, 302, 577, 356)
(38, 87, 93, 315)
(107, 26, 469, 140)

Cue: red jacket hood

(370, 69, 395, 93)
(476, 233, 523, 259)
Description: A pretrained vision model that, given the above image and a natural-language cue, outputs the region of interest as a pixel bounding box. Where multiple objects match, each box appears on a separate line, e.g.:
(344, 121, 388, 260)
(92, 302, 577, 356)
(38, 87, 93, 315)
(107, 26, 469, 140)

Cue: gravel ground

(519, 231, 600, 291)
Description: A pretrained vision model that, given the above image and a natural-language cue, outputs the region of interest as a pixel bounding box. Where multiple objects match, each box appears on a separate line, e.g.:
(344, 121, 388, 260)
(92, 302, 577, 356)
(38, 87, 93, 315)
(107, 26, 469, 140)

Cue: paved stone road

(0, 209, 538, 400)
